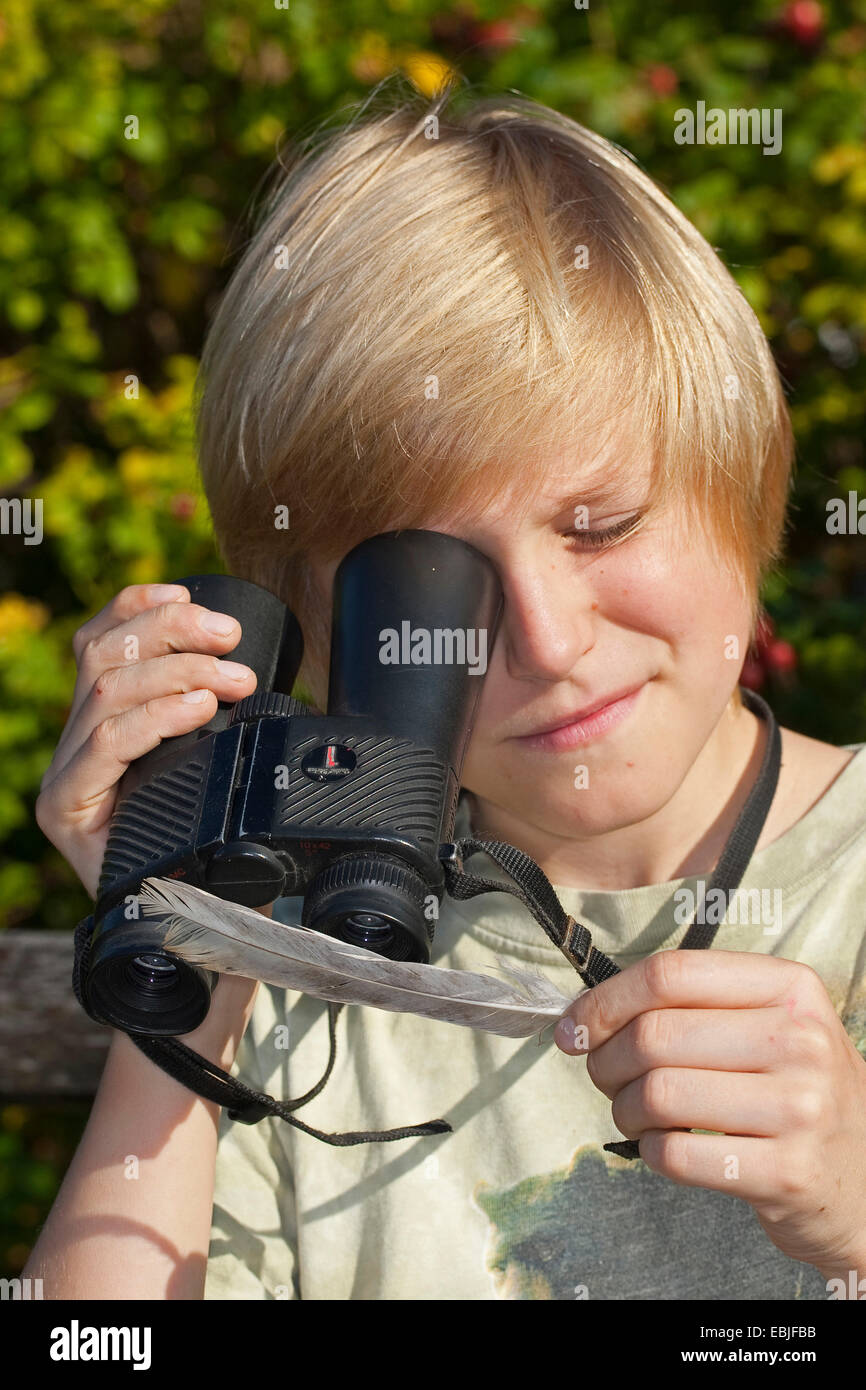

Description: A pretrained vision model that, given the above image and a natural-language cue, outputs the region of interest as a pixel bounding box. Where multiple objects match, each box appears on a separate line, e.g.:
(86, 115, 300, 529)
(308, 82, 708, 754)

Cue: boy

(28, 87, 866, 1300)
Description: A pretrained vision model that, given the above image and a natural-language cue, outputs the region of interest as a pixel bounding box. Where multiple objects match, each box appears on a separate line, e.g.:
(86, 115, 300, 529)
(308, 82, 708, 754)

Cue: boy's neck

(464, 700, 768, 891)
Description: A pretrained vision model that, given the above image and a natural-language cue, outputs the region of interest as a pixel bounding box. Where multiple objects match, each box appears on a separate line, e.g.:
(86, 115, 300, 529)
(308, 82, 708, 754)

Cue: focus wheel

(307, 854, 428, 905)
(228, 692, 310, 723)
(303, 855, 434, 960)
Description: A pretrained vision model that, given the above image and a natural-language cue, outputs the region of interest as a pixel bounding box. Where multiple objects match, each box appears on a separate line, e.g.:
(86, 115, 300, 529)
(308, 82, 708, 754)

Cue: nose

(499, 561, 596, 682)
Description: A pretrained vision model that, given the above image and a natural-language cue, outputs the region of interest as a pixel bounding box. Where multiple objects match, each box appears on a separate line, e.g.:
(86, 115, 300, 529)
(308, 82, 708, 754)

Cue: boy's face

(300, 441, 753, 854)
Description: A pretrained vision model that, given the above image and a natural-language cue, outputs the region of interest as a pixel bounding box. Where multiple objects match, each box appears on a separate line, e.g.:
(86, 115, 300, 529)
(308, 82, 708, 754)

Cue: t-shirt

(204, 743, 866, 1301)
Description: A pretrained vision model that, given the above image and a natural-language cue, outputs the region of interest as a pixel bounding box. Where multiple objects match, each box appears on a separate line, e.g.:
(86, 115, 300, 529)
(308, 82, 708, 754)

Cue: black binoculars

(81, 530, 503, 1037)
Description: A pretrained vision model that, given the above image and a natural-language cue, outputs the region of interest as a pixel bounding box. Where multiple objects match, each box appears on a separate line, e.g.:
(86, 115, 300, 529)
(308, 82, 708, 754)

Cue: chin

(487, 758, 680, 834)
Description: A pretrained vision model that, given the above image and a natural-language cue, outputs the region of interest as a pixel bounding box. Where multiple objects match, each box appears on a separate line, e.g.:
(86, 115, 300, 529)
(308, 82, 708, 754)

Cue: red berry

(170, 493, 197, 521)
(766, 639, 797, 673)
(646, 64, 678, 97)
(471, 20, 518, 50)
(781, 0, 825, 45)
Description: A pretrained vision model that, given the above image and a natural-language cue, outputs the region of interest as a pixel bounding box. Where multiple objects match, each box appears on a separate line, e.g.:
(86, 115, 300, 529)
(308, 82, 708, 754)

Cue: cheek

(569, 544, 693, 654)
(605, 540, 749, 664)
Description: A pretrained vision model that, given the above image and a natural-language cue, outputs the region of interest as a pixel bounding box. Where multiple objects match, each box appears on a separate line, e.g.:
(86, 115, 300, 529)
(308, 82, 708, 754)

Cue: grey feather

(137, 876, 574, 1039)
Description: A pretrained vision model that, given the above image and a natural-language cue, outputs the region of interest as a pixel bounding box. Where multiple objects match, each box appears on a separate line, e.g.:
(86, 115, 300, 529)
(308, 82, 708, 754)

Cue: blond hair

(194, 80, 793, 695)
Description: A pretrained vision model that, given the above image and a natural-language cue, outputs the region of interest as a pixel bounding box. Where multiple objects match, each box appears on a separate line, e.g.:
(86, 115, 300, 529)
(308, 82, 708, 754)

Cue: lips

(518, 683, 646, 738)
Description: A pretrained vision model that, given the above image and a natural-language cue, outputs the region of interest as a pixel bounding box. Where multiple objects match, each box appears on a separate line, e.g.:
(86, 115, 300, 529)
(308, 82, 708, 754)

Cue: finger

(584, 1005, 831, 1098)
(61, 595, 242, 744)
(45, 650, 256, 788)
(65, 585, 192, 732)
(611, 1068, 805, 1142)
(72, 583, 190, 664)
(37, 688, 219, 842)
(562, 949, 821, 1051)
(634, 1129, 790, 1205)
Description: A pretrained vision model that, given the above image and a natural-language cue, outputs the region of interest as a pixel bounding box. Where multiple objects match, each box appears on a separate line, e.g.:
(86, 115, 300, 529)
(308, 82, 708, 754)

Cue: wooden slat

(0, 932, 110, 1097)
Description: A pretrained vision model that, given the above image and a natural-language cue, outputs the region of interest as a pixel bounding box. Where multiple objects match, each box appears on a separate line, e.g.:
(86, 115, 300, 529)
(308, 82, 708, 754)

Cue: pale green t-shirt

(204, 744, 866, 1300)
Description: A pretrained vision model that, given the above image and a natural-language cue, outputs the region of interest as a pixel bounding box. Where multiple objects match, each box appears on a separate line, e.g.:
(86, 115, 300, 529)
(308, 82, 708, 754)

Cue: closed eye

(562, 512, 643, 551)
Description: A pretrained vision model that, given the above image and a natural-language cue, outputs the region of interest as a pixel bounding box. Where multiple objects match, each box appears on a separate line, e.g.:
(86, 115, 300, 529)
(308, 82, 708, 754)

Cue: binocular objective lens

(133, 954, 177, 972)
(340, 912, 394, 949)
(128, 954, 179, 991)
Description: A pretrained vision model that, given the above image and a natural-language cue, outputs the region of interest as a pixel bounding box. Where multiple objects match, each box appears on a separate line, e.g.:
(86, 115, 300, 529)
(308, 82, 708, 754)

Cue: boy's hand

(554, 949, 866, 1283)
(36, 583, 257, 900)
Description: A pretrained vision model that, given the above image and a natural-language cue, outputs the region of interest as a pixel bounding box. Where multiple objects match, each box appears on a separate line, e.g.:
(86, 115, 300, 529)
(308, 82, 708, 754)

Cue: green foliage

(0, 1102, 91, 1275)
(1, 0, 865, 1274)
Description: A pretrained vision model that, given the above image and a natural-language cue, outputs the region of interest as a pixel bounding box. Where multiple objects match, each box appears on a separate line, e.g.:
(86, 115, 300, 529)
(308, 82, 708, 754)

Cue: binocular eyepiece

(82, 530, 503, 1036)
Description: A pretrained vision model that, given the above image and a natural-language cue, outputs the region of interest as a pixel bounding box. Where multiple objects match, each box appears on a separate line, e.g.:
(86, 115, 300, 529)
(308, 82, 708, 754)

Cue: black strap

(128, 1028, 450, 1145)
(677, 687, 782, 950)
(442, 838, 620, 986)
(443, 686, 782, 1159)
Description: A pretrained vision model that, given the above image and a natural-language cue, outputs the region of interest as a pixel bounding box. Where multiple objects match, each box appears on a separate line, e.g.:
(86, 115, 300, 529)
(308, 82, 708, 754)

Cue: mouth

(513, 682, 647, 751)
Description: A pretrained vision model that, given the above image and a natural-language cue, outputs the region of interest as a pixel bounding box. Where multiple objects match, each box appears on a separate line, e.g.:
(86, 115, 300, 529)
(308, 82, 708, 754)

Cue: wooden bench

(0, 932, 109, 1098)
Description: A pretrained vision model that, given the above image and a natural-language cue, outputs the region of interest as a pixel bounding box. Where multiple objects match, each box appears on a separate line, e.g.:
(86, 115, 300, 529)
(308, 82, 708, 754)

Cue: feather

(136, 876, 574, 1039)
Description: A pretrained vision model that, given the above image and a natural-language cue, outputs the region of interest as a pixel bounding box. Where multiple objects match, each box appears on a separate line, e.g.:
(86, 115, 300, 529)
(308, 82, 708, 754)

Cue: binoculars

(81, 530, 503, 1038)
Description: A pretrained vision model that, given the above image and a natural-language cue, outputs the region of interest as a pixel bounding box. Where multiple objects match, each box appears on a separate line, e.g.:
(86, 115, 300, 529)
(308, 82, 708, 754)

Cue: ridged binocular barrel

(83, 530, 503, 1036)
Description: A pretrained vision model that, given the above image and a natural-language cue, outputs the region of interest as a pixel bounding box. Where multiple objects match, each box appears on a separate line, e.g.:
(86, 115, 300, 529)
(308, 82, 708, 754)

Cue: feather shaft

(137, 876, 574, 1039)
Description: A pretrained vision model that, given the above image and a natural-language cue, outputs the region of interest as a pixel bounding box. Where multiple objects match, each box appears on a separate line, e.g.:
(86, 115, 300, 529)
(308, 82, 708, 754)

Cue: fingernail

(217, 660, 253, 681)
(181, 688, 210, 703)
(200, 612, 237, 636)
(555, 1016, 577, 1051)
(148, 584, 187, 602)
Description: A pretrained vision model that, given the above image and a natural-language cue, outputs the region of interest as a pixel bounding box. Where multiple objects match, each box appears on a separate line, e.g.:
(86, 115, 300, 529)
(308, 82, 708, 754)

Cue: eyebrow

(550, 483, 637, 512)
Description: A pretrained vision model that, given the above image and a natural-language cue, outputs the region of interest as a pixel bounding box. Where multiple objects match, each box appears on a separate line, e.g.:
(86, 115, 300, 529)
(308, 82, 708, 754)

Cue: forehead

(537, 428, 655, 499)
(432, 437, 655, 531)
